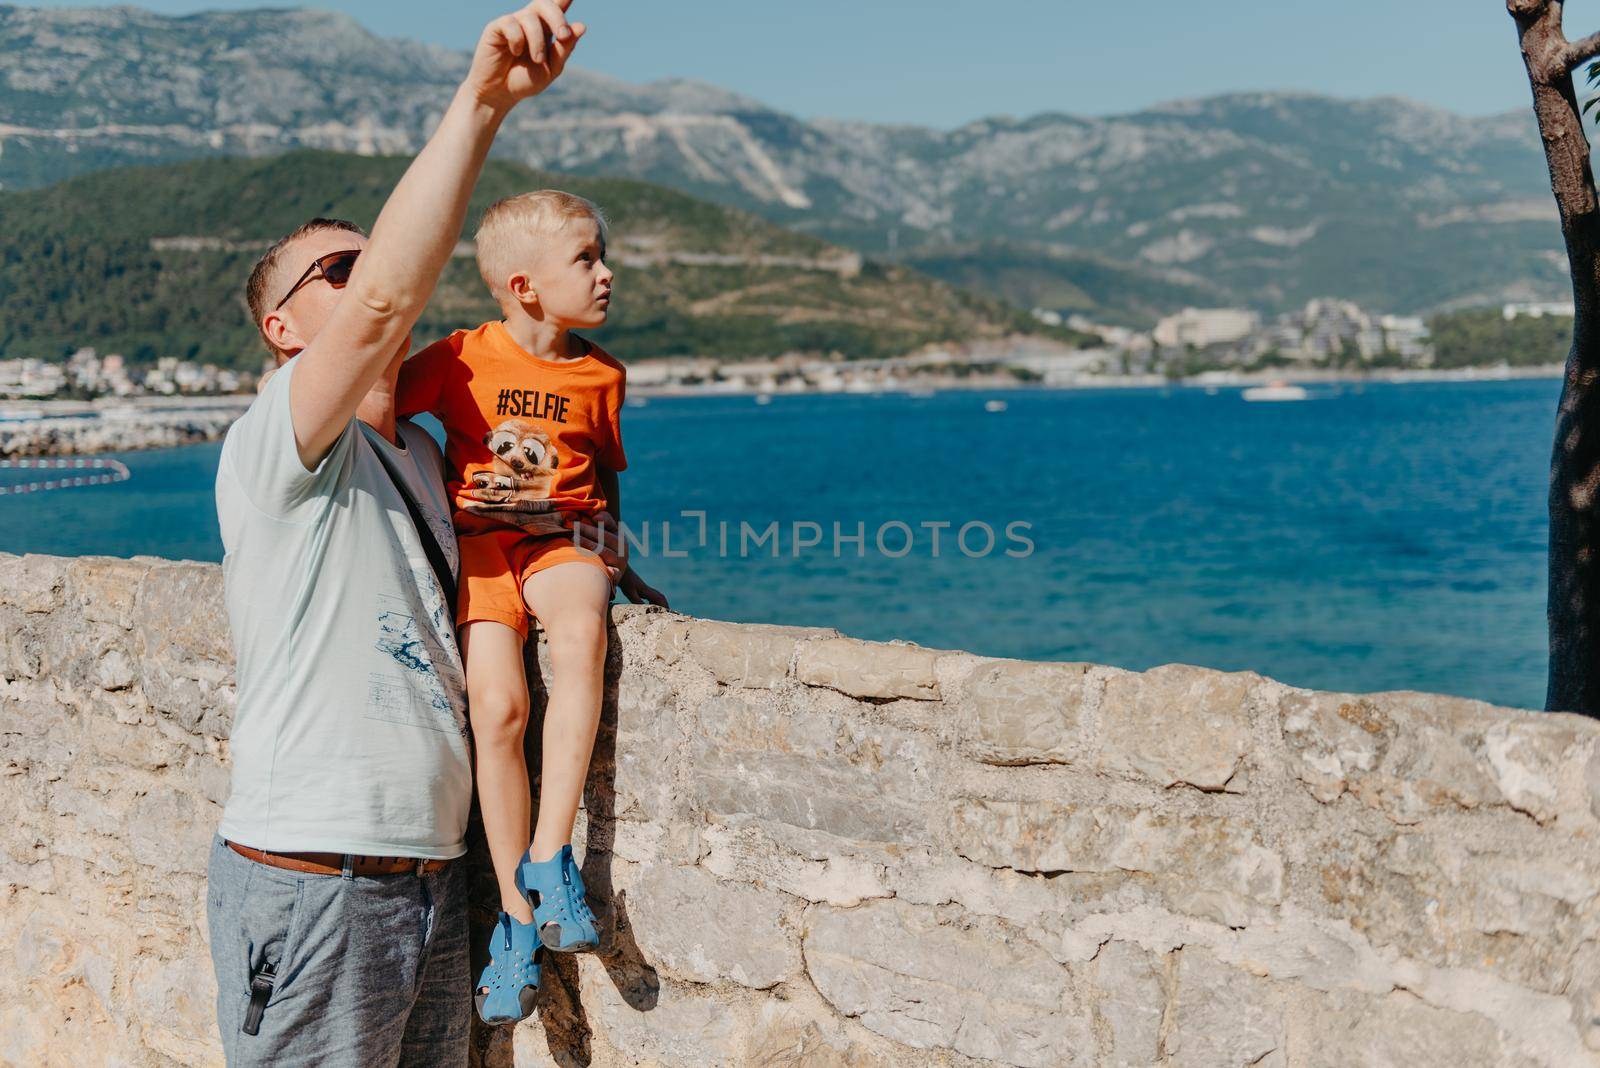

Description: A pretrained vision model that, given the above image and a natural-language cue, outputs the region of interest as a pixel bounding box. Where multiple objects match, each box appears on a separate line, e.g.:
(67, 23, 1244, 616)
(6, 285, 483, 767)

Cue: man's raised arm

(289, 1, 584, 469)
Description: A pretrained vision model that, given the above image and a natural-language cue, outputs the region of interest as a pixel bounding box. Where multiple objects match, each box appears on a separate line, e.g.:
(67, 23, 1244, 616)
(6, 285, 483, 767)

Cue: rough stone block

(68, 556, 150, 630)
(804, 898, 1088, 1066)
(1280, 690, 1389, 803)
(1165, 947, 1284, 1067)
(0, 554, 68, 613)
(1315, 830, 1600, 995)
(695, 749, 929, 845)
(84, 715, 185, 772)
(1483, 715, 1589, 825)
(700, 822, 889, 907)
(1282, 690, 1507, 823)
(1291, 987, 1527, 1068)
(695, 692, 837, 755)
(135, 562, 233, 664)
(692, 696, 939, 845)
(669, 619, 810, 688)
(574, 958, 744, 1067)
(0, 606, 41, 680)
(126, 787, 217, 876)
(743, 997, 894, 1067)
(1099, 664, 1253, 791)
(599, 673, 681, 821)
(950, 798, 1282, 924)
(625, 863, 798, 988)
(796, 637, 941, 701)
(1091, 940, 1165, 1067)
(958, 659, 1090, 766)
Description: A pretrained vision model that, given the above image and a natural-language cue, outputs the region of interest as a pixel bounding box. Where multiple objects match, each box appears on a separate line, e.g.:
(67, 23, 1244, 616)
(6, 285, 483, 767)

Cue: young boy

(396, 190, 665, 1025)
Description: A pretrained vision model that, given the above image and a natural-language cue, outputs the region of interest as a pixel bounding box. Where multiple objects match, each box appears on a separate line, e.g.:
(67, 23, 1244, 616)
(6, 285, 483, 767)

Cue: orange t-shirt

(396, 320, 627, 538)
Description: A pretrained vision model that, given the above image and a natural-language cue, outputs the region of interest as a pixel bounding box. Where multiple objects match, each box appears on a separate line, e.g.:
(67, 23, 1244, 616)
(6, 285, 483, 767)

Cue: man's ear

(261, 310, 302, 355)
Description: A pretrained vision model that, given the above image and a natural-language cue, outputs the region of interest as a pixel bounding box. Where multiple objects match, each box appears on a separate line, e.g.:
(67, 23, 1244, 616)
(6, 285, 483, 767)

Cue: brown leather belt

(226, 840, 449, 877)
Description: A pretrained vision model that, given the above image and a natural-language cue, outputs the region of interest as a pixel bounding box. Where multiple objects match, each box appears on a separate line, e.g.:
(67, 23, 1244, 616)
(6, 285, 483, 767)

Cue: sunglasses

(275, 249, 361, 309)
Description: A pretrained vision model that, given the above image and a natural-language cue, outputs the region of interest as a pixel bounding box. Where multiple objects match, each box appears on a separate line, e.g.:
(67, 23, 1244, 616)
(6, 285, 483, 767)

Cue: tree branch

(1567, 31, 1600, 69)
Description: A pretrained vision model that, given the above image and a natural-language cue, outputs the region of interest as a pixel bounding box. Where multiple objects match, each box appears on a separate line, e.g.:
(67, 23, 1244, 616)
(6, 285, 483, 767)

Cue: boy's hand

(619, 568, 670, 609)
(571, 509, 628, 575)
(465, 1, 585, 114)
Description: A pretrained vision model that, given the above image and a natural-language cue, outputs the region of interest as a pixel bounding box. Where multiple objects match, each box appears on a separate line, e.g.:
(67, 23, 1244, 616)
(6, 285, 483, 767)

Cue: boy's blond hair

(475, 190, 608, 303)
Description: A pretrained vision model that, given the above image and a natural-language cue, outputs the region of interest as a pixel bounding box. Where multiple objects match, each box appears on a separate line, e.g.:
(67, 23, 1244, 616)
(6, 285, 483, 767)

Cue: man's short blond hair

(475, 190, 607, 302)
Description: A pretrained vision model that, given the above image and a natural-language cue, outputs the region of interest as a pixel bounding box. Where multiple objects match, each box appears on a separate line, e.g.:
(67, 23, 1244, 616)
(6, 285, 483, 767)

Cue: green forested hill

(0, 151, 1080, 368)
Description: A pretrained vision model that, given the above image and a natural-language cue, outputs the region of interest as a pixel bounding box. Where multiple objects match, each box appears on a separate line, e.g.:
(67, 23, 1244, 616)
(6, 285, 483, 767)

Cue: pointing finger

(529, 0, 571, 45)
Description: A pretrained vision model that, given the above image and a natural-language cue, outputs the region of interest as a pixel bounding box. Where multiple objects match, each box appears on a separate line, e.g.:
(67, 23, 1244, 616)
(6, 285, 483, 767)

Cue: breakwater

(2, 552, 1598, 1066)
(0, 403, 247, 458)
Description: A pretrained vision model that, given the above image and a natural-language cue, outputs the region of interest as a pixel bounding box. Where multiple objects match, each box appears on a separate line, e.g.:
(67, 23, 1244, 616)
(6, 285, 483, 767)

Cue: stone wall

(3, 551, 1600, 1067)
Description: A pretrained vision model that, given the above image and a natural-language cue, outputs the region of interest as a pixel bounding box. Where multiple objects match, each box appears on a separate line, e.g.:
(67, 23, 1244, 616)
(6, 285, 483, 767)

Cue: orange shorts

(456, 527, 611, 638)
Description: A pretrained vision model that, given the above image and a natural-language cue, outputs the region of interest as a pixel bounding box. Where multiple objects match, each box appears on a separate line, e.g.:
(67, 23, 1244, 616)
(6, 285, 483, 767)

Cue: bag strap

(371, 430, 458, 612)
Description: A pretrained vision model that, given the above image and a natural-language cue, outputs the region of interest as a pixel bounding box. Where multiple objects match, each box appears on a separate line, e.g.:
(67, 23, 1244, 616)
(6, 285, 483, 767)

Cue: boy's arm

(395, 334, 460, 418)
(289, 1, 583, 470)
(593, 465, 670, 608)
(598, 464, 622, 522)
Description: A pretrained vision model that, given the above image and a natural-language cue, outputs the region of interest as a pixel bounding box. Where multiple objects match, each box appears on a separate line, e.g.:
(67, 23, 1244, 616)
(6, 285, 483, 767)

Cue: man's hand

(285, 2, 585, 471)
(465, 1, 585, 114)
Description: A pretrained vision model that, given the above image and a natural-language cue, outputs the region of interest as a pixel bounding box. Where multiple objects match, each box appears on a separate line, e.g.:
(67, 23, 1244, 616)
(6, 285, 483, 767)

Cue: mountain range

(0, 3, 1576, 322)
(1, 151, 1071, 368)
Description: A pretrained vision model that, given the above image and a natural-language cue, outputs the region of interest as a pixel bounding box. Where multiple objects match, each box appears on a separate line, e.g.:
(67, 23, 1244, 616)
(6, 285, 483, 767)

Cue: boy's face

(513, 216, 613, 328)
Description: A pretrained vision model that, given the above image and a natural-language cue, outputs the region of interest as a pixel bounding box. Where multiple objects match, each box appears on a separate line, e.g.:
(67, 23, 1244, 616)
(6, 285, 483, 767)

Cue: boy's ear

(508, 273, 537, 304)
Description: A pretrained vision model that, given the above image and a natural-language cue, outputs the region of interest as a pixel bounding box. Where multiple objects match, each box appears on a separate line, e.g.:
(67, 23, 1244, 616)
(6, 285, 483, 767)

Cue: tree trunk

(1510, 0, 1600, 714)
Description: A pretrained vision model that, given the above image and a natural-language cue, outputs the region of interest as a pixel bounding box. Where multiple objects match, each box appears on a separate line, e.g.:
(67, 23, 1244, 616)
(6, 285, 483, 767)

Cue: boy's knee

(543, 614, 609, 662)
(470, 684, 530, 745)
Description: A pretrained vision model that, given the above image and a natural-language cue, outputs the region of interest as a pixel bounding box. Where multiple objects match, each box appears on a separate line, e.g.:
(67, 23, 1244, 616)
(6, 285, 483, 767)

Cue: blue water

(0, 379, 1557, 709)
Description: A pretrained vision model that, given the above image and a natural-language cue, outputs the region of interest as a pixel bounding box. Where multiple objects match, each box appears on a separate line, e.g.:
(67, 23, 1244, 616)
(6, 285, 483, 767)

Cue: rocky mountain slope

(0, 3, 1573, 317)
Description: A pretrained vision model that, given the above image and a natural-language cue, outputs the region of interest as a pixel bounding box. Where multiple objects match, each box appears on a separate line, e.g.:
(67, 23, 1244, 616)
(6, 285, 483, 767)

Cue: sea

(0, 378, 1558, 710)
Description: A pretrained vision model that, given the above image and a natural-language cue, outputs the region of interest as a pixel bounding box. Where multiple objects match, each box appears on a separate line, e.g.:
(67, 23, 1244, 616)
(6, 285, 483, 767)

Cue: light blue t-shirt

(214, 359, 470, 858)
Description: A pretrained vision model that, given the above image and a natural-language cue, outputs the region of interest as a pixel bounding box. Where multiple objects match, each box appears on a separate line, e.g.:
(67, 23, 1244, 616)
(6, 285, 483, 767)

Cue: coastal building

(1503, 300, 1575, 320)
(1380, 315, 1431, 363)
(0, 359, 66, 398)
(1153, 307, 1260, 349)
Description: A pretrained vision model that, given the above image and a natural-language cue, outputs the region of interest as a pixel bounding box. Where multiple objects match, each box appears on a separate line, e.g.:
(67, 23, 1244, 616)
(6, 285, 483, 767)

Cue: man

(207, 4, 617, 1063)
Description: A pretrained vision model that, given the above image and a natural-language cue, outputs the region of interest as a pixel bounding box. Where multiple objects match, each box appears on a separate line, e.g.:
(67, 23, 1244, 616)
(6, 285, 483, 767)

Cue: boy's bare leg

(521, 562, 612, 864)
(460, 620, 536, 924)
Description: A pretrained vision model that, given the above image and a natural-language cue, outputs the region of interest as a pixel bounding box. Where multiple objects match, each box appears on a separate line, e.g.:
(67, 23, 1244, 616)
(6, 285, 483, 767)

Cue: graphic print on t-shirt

(367, 589, 468, 736)
(461, 416, 568, 535)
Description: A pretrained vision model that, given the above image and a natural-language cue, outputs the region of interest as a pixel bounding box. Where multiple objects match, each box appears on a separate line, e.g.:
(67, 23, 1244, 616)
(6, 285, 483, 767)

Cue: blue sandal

(516, 844, 599, 952)
(475, 912, 541, 1025)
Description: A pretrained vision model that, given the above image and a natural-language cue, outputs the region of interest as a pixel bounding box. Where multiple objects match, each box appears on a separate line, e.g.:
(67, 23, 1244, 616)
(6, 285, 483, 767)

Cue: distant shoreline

(0, 366, 1565, 460)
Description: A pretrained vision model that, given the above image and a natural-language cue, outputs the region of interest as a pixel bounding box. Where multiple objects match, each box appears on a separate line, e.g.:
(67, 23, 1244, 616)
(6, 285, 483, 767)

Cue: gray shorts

(205, 836, 471, 1067)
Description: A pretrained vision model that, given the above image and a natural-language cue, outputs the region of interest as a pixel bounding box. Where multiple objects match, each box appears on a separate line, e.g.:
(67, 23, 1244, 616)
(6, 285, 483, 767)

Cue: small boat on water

(1242, 380, 1308, 403)
(984, 399, 1008, 413)
(754, 393, 772, 406)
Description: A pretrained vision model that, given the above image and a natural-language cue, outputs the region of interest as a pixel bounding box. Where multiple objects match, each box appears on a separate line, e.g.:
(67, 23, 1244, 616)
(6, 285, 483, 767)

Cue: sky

(22, 0, 1600, 127)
